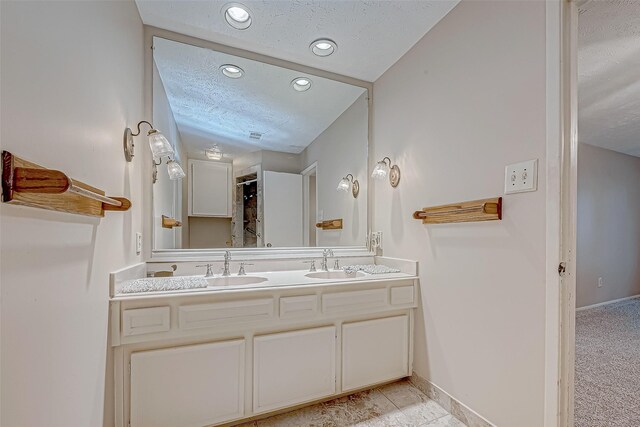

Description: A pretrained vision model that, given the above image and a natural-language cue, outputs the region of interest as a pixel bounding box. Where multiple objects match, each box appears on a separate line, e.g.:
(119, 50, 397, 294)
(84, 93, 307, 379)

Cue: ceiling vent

(249, 132, 262, 140)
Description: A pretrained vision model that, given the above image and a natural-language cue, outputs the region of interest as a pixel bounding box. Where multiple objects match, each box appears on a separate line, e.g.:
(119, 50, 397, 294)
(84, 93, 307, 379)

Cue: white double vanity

(111, 257, 418, 427)
(116, 25, 419, 427)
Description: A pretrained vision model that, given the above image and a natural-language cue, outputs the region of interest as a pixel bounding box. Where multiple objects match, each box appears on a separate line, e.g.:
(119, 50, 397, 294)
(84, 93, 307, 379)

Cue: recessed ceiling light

(220, 64, 244, 79)
(291, 77, 312, 92)
(310, 39, 337, 57)
(223, 3, 252, 30)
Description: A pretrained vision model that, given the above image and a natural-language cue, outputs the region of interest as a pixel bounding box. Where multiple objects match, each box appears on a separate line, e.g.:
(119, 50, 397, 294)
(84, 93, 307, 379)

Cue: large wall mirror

(151, 36, 370, 253)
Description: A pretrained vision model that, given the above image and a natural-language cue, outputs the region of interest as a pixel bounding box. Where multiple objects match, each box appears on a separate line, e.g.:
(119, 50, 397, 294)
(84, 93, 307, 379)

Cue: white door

(130, 340, 245, 427)
(263, 171, 303, 247)
(189, 160, 231, 217)
(253, 326, 336, 413)
(342, 316, 409, 392)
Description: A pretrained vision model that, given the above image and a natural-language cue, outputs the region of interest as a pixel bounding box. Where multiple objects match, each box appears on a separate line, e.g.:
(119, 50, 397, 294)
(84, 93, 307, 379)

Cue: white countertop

(112, 269, 416, 301)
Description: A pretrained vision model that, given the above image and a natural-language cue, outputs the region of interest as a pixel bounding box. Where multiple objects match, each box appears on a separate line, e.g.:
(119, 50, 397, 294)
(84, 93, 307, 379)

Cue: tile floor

(234, 380, 466, 427)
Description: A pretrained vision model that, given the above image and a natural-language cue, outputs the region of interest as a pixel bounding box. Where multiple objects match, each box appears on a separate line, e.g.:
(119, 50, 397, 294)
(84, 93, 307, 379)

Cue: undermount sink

(305, 271, 365, 280)
(206, 276, 268, 287)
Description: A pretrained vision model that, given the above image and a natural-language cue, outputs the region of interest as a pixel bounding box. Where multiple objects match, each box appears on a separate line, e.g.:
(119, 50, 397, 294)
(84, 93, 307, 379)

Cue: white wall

(0, 2, 144, 426)
(372, 1, 547, 425)
(153, 63, 185, 250)
(577, 143, 640, 308)
(302, 92, 368, 247)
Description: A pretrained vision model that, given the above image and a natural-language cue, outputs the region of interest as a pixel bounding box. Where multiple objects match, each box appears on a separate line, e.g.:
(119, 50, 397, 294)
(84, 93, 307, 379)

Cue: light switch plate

(504, 159, 538, 194)
(135, 232, 142, 255)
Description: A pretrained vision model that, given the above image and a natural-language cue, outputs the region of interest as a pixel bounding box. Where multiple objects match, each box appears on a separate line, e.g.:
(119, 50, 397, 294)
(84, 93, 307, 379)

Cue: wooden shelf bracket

(412, 197, 502, 224)
(2, 150, 131, 217)
(315, 218, 343, 230)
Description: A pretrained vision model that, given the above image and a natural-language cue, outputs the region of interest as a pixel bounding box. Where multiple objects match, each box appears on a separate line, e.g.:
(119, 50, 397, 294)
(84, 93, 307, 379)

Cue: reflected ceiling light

(371, 156, 400, 188)
(220, 64, 244, 78)
(205, 145, 223, 160)
(337, 174, 359, 198)
(291, 77, 312, 92)
(166, 158, 186, 180)
(310, 38, 337, 57)
(224, 3, 252, 30)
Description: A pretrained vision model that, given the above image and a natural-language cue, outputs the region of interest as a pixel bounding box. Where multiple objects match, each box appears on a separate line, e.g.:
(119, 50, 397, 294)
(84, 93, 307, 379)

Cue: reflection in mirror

(152, 37, 368, 251)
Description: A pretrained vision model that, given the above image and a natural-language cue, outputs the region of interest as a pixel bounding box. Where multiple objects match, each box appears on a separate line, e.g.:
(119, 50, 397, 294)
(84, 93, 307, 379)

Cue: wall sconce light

(337, 173, 359, 198)
(371, 156, 400, 188)
(126, 120, 185, 182)
(152, 156, 186, 184)
(124, 121, 174, 161)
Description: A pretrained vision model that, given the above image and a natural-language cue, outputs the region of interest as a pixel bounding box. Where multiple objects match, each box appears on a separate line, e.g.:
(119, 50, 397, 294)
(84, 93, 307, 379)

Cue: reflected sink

(206, 276, 268, 287)
(305, 271, 365, 280)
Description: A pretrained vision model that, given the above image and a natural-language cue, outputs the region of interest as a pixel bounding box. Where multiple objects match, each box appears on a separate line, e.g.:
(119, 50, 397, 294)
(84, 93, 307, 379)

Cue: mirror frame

(143, 26, 374, 261)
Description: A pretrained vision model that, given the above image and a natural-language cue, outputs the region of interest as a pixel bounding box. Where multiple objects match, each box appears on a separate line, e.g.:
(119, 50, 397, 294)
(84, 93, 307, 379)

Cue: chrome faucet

(222, 251, 231, 276)
(237, 262, 253, 276)
(303, 259, 317, 272)
(321, 249, 334, 271)
(196, 263, 215, 278)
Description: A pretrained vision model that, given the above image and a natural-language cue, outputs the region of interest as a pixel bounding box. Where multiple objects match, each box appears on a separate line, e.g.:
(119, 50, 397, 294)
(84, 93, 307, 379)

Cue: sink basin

(206, 276, 268, 287)
(305, 271, 365, 280)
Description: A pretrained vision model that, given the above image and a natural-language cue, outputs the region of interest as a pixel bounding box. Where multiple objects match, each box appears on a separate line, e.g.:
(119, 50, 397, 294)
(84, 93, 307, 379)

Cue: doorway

(301, 162, 318, 247)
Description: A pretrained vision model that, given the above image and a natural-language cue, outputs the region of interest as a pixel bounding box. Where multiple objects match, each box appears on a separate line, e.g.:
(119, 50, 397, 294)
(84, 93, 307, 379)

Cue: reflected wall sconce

(371, 156, 401, 188)
(125, 120, 185, 182)
(337, 173, 359, 198)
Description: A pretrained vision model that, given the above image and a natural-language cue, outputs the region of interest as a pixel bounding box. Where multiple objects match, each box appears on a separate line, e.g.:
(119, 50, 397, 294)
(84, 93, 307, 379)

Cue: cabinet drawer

(322, 288, 387, 314)
(390, 286, 414, 305)
(280, 295, 318, 318)
(122, 307, 170, 337)
(179, 298, 274, 330)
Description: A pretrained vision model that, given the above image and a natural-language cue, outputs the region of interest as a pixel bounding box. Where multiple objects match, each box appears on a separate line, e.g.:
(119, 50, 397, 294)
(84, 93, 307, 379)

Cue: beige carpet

(575, 297, 640, 426)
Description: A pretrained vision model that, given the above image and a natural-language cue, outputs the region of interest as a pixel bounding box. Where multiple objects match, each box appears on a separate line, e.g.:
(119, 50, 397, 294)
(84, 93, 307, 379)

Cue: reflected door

(263, 171, 303, 247)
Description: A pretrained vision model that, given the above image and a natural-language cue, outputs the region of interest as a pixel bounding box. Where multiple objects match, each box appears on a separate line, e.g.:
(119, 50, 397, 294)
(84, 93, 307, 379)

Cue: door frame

(545, 0, 579, 426)
(301, 162, 318, 247)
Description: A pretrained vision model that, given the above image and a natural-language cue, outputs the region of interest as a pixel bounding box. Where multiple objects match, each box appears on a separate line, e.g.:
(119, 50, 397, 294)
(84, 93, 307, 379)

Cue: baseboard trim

(576, 294, 640, 312)
(409, 372, 494, 427)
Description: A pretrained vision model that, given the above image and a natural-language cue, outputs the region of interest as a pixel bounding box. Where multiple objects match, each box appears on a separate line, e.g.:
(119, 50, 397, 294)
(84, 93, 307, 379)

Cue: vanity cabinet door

(130, 339, 244, 427)
(188, 160, 232, 217)
(342, 315, 409, 392)
(253, 326, 336, 413)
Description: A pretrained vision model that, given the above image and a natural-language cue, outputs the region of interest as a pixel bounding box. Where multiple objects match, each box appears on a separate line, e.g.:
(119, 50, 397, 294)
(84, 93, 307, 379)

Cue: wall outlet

(504, 159, 538, 194)
(597, 277, 603, 288)
(136, 232, 142, 255)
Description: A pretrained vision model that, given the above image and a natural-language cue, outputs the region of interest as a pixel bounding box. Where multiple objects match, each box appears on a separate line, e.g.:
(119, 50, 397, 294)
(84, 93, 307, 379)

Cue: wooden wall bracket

(412, 197, 502, 224)
(2, 150, 131, 217)
(162, 215, 182, 229)
(315, 218, 343, 230)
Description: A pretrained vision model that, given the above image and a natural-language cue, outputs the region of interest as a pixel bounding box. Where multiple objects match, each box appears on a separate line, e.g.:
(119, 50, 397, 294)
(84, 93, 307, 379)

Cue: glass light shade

(148, 131, 174, 159)
(166, 159, 186, 180)
(371, 161, 390, 179)
(205, 146, 223, 160)
(336, 177, 350, 192)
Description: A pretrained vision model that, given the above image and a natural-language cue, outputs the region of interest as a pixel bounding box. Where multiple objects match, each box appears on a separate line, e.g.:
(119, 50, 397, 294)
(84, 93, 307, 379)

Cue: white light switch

(504, 159, 538, 194)
(136, 232, 142, 255)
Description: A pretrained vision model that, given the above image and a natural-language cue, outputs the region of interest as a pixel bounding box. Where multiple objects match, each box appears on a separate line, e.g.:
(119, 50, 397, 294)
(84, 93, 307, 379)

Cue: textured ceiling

(153, 37, 366, 159)
(578, 0, 640, 156)
(136, 0, 460, 81)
